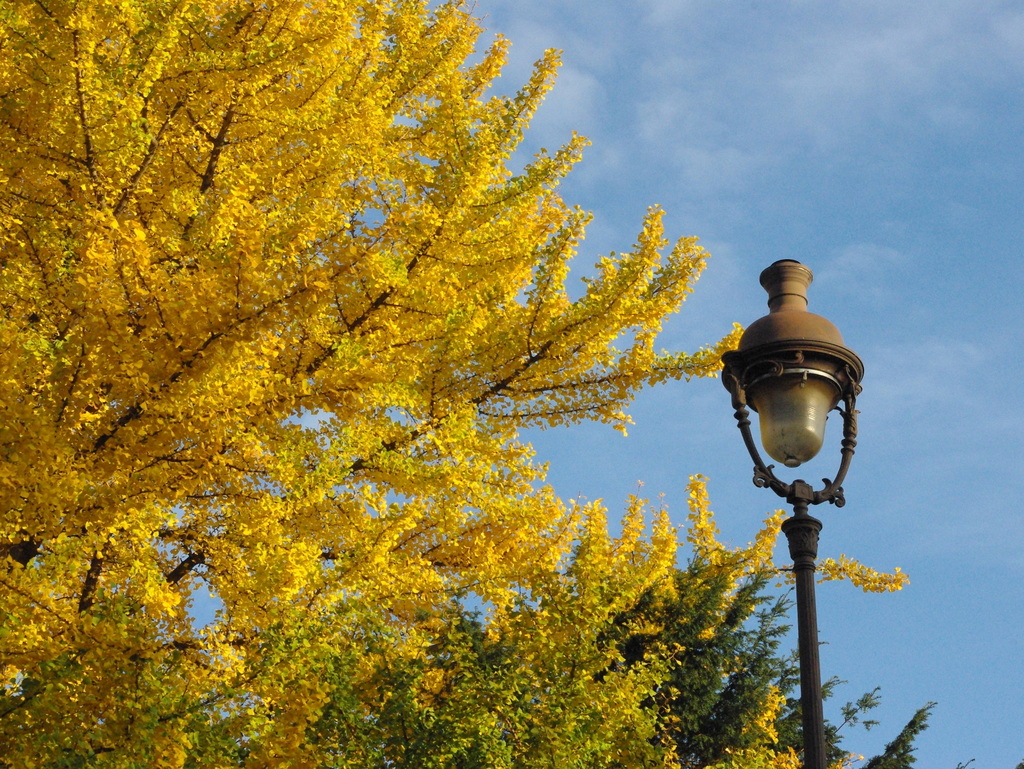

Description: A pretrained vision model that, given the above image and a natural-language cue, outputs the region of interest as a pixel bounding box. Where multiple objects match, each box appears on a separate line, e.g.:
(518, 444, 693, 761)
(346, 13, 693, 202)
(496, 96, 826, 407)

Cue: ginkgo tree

(0, 0, 905, 766)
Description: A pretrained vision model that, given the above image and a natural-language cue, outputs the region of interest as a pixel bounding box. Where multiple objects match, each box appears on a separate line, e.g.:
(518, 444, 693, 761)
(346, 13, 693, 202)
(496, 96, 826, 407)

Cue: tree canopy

(0, 1, 908, 766)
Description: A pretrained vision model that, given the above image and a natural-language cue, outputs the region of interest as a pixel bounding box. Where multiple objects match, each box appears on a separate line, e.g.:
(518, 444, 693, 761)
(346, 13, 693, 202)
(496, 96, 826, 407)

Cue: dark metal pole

(781, 481, 827, 769)
(719, 261, 865, 769)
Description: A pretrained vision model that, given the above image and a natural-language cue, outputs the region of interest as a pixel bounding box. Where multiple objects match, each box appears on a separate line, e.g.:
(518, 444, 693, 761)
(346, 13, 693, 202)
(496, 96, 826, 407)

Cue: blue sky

(478, 0, 1024, 765)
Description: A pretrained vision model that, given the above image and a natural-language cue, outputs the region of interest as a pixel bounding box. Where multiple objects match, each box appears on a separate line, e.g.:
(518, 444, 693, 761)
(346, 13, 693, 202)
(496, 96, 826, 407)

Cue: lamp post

(720, 260, 864, 769)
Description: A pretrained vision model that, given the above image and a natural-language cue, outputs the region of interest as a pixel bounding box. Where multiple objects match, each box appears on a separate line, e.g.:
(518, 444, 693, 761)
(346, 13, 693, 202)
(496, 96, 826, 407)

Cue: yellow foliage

(677, 476, 908, 766)
(0, 0, 903, 763)
(686, 474, 784, 580)
(686, 475, 907, 596)
(0, 0, 728, 761)
(818, 554, 909, 593)
(710, 747, 802, 769)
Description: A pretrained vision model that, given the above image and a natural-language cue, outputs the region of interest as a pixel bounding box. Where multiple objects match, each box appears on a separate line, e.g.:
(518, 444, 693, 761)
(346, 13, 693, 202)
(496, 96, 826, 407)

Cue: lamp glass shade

(750, 374, 840, 467)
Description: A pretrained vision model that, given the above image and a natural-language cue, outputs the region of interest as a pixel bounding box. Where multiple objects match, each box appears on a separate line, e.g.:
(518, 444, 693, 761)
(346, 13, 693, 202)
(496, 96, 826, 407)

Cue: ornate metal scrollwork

(752, 464, 774, 489)
(727, 371, 860, 510)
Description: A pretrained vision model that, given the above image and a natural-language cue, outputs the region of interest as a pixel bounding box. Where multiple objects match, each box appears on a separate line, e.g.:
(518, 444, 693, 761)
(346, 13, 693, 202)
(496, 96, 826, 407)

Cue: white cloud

(629, 0, 1022, 155)
(530, 65, 603, 143)
(635, 0, 717, 28)
(814, 243, 910, 305)
(991, 8, 1024, 67)
(869, 336, 988, 409)
(674, 145, 768, 193)
(481, 0, 1023, 202)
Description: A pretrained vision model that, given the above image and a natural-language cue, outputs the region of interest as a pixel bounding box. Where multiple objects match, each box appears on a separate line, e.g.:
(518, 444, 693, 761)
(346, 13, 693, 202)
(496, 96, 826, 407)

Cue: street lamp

(720, 259, 864, 769)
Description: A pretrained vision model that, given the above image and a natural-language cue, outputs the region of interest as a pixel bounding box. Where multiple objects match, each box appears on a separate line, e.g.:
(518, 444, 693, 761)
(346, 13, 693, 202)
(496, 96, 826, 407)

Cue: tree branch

(199, 106, 235, 194)
(1, 539, 40, 566)
(166, 551, 205, 584)
(78, 554, 104, 613)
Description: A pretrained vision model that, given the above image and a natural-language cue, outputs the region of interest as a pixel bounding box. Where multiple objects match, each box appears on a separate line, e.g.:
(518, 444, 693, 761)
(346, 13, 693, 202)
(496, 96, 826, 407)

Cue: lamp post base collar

(782, 512, 822, 564)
